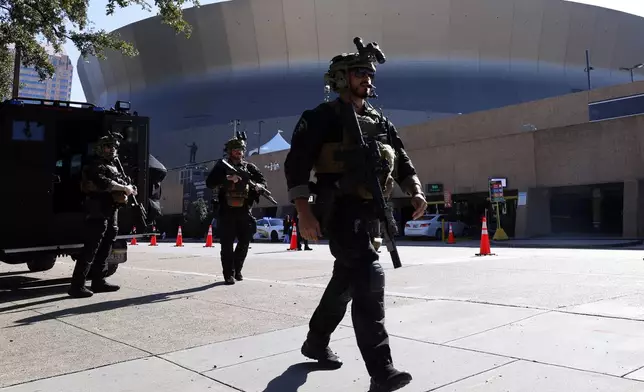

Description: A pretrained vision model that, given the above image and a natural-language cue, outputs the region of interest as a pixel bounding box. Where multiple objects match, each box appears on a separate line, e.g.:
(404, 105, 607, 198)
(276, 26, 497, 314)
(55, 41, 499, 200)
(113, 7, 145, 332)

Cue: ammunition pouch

(226, 187, 249, 207)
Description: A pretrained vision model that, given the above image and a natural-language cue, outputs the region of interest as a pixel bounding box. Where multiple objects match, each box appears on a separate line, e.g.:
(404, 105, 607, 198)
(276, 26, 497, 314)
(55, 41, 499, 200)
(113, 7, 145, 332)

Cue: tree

(0, 0, 200, 99)
(184, 197, 209, 238)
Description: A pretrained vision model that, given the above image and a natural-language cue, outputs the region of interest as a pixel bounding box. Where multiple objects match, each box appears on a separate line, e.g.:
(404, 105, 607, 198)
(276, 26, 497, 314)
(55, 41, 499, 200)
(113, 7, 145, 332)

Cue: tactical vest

(81, 162, 129, 205)
(313, 103, 397, 199)
(225, 163, 250, 207)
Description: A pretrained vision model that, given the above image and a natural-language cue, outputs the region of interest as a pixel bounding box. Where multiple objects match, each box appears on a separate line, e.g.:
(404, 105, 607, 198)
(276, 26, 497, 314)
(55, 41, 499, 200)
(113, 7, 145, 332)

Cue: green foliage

(0, 0, 200, 99)
(184, 197, 209, 238)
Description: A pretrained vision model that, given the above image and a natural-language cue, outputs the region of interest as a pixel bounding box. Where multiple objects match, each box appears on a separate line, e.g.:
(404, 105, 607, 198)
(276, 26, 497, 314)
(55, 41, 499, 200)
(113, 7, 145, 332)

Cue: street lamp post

(619, 63, 644, 82)
(584, 49, 594, 90)
(257, 120, 264, 154)
(229, 119, 241, 137)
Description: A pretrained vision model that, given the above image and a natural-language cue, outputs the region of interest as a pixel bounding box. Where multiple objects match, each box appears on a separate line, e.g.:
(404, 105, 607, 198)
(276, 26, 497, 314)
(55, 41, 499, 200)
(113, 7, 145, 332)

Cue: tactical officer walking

(206, 136, 268, 284)
(69, 133, 136, 298)
(284, 38, 427, 392)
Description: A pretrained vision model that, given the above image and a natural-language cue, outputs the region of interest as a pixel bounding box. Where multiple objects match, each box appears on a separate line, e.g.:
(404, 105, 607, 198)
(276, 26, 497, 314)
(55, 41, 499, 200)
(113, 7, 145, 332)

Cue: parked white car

(404, 214, 468, 240)
(253, 217, 285, 242)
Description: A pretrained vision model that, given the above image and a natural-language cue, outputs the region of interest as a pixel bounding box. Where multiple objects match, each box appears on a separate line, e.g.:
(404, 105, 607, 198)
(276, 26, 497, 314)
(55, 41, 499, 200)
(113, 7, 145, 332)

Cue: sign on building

(444, 191, 452, 208)
(426, 183, 443, 194)
(489, 179, 504, 203)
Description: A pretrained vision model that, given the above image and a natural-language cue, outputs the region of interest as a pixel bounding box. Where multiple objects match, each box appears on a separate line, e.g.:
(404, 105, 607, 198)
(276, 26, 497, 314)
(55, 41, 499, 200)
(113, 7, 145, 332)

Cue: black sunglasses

(352, 68, 375, 78)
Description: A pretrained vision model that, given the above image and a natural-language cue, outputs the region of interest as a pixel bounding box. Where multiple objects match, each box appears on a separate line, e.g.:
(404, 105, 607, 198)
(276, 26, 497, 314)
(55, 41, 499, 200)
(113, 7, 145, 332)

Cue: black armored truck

(0, 97, 166, 277)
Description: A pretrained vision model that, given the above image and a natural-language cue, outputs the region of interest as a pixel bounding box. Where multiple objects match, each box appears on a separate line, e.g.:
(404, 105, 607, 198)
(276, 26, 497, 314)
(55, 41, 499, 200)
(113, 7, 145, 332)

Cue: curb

(491, 239, 644, 249)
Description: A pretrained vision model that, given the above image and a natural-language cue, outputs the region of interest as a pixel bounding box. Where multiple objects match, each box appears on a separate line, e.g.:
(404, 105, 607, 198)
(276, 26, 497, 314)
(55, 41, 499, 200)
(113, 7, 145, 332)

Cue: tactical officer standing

(69, 133, 136, 298)
(206, 136, 267, 284)
(284, 38, 427, 392)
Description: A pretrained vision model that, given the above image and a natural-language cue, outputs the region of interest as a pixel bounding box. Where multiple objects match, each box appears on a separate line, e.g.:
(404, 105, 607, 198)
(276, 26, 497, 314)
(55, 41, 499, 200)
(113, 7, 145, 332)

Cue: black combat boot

(234, 272, 243, 281)
(68, 285, 94, 298)
(91, 280, 120, 293)
(301, 341, 343, 369)
(368, 367, 413, 392)
(224, 276, 235, 285)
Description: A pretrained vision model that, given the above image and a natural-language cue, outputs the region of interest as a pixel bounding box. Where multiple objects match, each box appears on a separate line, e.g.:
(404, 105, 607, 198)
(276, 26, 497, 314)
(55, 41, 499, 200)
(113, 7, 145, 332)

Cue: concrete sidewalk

(3, 243, 644, 391)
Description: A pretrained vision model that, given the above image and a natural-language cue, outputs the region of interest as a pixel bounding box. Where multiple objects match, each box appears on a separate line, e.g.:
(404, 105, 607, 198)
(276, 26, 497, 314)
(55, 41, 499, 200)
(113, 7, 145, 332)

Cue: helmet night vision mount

(353, 37, 386, 66)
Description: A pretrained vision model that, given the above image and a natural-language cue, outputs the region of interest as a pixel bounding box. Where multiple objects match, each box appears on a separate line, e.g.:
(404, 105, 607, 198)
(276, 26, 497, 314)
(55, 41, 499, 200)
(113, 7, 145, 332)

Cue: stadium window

(589, 93, 644, 122)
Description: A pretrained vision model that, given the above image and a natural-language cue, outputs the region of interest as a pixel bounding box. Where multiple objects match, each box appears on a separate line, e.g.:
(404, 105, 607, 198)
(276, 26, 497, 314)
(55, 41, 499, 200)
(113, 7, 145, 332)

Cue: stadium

(78, 0, 644, 238)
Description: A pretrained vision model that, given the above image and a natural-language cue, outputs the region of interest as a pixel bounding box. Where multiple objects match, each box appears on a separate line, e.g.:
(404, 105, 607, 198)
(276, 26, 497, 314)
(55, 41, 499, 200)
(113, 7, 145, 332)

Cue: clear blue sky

(63, 0, 644, 103)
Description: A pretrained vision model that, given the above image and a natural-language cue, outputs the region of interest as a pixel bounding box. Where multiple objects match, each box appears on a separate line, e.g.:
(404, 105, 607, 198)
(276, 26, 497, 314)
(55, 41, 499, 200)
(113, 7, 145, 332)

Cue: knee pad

(369, 262, 385, 292)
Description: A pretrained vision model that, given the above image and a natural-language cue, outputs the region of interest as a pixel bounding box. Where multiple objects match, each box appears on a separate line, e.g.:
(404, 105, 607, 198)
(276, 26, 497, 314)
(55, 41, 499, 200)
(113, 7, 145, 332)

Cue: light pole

(619, 63, 644, 82)
(257, 120, 264, 154)
(229, 119, 241, 137)
(584, 49, 594, 90)
(12, 46, 21, 98)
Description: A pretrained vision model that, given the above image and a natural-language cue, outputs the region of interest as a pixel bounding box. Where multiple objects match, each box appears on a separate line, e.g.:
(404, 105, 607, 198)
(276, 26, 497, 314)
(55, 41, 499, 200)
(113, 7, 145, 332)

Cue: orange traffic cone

(287, 221, 298, 251)
(475, 217, 495, 256)
(204, 225, 213, 248)
(149, 226, 158, 246)
(447, 223, 456, 244)
(175, 226, 184, 247)
(130, 227, 138, 245)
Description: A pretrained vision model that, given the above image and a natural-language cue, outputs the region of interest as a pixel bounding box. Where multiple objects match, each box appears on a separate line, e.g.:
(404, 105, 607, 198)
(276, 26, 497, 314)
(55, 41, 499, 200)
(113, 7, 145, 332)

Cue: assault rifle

(338, 101, 402, 269)
(113, 156, 151, 231)
(221, 159, 278, 205)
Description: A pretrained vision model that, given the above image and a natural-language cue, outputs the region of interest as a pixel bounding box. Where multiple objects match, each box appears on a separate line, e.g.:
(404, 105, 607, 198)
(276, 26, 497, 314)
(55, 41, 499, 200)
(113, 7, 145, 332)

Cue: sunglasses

(352, 68, 375, 79)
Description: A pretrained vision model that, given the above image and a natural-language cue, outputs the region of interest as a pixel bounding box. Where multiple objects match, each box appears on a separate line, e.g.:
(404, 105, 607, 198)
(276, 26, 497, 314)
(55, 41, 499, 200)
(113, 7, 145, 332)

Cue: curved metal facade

(78, 0, 644, 168)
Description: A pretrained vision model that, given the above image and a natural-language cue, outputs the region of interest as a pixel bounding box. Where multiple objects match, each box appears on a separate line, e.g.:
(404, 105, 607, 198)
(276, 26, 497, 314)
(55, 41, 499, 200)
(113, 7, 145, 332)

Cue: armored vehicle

(0, 97, 166, 276)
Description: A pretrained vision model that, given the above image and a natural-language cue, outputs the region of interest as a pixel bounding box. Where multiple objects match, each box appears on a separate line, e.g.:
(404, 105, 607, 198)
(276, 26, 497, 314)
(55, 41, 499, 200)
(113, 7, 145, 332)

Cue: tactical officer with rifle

(284, 37, 427, 392)
(68, 133, 136, 298)
(206, 133, 273, 285)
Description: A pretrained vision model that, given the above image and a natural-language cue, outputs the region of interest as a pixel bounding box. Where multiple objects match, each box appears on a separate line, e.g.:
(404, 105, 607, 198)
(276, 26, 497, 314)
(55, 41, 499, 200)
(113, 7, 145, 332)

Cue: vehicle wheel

(105, 264, 119, 278)
(270, 230, 279, 242)
(27, 255, 57, 272)
(435, 229, 443, 241)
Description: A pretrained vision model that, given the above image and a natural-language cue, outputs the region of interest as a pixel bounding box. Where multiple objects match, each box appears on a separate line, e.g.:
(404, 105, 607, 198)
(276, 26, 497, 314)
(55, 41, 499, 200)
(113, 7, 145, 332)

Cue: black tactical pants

(71, 198, 119, 286)
(306, 197, 392, 378)
(219, 207, 255, 278)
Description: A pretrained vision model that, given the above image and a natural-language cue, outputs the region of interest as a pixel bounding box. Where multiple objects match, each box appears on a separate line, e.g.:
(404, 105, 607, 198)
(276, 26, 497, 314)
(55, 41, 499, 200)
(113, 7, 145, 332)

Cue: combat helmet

(94, 132, 122, 159)
(324, 37, 386, 93)
(224, 131, 248, 154)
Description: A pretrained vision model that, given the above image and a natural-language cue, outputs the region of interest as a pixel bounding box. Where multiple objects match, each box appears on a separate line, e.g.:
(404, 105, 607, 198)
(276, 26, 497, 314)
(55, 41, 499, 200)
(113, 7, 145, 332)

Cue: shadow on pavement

(262, 362, 337, 392)
(0, 276, 73, 308)
(0, 270, 32, 278)
(5, 281, 226, 326)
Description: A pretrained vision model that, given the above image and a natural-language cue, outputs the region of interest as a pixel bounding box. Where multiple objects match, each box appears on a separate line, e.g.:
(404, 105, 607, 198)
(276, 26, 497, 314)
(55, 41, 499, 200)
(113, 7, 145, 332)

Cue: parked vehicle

(404, 214, 468, 240)
(253, 217, 285, 242)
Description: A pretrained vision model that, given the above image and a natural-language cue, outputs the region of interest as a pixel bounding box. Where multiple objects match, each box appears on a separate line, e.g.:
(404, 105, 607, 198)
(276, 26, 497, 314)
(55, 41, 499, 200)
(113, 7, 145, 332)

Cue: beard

(350, 84, 370, 99)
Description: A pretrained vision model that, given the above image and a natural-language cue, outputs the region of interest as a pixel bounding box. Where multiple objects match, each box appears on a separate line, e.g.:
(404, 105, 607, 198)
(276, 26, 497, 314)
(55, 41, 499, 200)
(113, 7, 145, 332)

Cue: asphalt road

(3, 242, 644, 391)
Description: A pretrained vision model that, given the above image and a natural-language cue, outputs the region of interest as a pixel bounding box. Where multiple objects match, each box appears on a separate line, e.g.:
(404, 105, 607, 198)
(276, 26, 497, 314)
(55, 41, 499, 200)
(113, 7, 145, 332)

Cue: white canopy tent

(248, 130, 291, 156)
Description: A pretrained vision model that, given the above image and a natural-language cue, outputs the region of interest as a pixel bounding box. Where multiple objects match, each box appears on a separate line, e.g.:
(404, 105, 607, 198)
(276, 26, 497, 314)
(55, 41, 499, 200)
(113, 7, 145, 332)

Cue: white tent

(248, 130, 291, 156)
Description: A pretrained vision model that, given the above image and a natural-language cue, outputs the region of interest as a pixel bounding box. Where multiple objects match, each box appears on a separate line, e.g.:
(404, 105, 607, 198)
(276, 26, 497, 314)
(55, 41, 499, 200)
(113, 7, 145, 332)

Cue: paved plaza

(3, 242, 644, 391)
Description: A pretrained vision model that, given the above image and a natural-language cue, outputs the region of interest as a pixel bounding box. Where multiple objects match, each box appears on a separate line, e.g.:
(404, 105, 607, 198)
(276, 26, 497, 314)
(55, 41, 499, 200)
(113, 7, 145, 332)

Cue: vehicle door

(255, 219, 268, 239)
(0, 106, 56, 249)
(50, 111, 103, 245)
